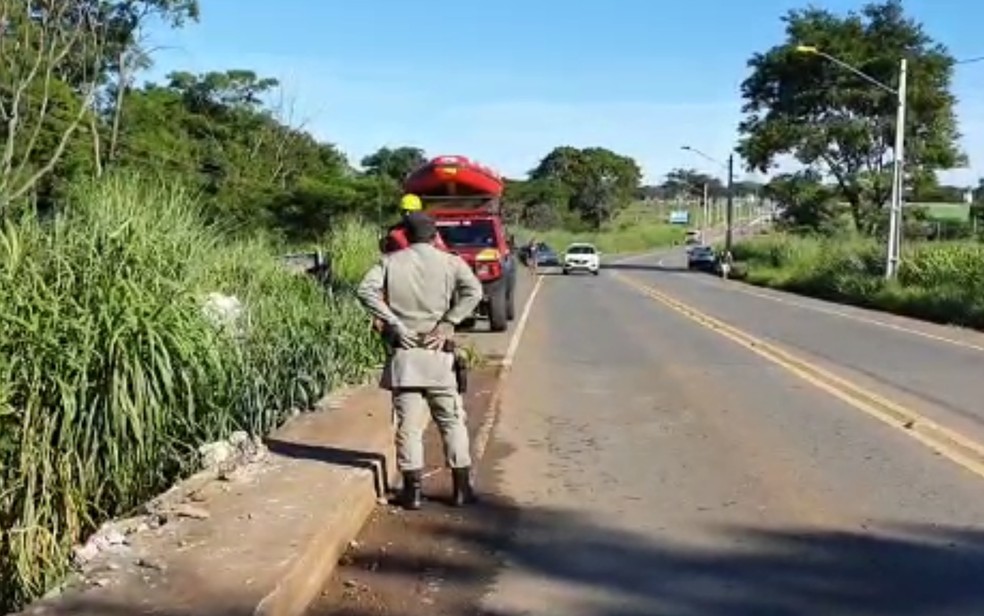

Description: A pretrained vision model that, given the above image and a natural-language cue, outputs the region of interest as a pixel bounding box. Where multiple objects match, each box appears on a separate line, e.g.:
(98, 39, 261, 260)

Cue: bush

(0, 175, 383, 610)
(733, 234, 984, 329)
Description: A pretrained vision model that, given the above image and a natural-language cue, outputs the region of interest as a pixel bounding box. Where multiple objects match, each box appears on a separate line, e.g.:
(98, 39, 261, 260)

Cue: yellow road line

(613, 272, 984, 482)
(709, 277, 984, 354)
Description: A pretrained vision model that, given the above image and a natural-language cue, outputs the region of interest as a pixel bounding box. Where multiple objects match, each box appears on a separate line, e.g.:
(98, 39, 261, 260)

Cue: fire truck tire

(489, 285, 509, 332)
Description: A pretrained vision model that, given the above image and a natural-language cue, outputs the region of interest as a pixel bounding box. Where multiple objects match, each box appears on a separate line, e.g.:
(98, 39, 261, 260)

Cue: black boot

(399, 470, 422, 510)
(451, 467, 477, 507)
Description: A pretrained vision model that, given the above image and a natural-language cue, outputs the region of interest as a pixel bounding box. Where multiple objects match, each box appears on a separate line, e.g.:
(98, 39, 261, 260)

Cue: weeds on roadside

(0, 174, 383, 610)
(733, 235, 984, 329)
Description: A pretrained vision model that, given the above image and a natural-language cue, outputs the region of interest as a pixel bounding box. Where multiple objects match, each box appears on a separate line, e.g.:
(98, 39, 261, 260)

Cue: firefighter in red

(380, 194, 447, 253)
(374, 194, 444, 334)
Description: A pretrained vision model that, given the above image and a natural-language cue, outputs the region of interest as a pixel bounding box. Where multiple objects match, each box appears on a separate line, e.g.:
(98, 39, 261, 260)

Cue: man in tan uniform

(357, 212, 483, 510)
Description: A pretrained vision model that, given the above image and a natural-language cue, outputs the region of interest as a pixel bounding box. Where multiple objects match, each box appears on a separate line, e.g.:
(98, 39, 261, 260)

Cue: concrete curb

(15, 386, 396, 616)
(254, 435, 393, 616)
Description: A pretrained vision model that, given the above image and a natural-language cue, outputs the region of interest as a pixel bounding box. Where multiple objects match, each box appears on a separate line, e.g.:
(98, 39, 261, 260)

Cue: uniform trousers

(392, 387, 471, 471)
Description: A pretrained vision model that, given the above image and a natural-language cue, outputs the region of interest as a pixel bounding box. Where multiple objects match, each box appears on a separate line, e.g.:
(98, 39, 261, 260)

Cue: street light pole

(886, 57, 907, 279)
(795, 46, 906, 279)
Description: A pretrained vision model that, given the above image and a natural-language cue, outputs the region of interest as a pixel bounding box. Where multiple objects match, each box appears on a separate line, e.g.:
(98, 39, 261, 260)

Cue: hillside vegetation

(7, 0, 984, 607)
(0, 2, 708, 609)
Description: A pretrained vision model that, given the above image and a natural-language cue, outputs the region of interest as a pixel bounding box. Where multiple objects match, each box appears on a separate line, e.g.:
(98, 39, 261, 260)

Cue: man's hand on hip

(423, 320, 455, 350)
(387, 322, 418, 349)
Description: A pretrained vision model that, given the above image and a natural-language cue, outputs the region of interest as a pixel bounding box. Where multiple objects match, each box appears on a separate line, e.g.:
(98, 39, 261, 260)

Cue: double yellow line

(614, 272, 984, 481)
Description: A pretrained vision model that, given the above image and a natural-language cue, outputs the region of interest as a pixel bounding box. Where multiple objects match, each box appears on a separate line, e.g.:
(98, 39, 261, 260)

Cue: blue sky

(145, 0, 984, 185)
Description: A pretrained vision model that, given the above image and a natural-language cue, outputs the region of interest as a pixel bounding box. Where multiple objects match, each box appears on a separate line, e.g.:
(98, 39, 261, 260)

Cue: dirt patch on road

(306, 367, 520, 616)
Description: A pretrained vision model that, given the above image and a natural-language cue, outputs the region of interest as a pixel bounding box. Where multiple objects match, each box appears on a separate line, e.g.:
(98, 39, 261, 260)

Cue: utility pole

(701, 182, 708, 242)
(725, 153, 734, 253)
(681, 144, 735, 248)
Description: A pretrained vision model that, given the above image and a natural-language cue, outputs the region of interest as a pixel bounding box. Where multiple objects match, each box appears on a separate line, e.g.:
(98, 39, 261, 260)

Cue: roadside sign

(669, 210, 690, 225)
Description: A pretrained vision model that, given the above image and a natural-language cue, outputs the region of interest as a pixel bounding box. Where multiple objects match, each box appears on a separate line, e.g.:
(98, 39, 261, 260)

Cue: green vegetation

(739, 0, 965, 235)
(504, 151, 759, 245)
(731, 235, 984, 329)
(728, 0, 984, 329)
(0, 2, 694, 607)
(514, 204, 686, 255)
(3, 0, 982, 609)
(915, 202, 971, 222)
(0, 176, 384, 608)
(1, 2, 403, 606)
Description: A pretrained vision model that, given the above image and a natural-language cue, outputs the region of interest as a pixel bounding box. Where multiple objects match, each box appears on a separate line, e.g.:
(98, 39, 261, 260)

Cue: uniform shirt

(357, 243, 482, 389)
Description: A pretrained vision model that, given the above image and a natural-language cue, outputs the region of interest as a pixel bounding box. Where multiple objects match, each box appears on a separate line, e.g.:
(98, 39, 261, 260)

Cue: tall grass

(732, 234, 984, 329)
(0, 175, 383, 610)
(323, 217, 380, 286)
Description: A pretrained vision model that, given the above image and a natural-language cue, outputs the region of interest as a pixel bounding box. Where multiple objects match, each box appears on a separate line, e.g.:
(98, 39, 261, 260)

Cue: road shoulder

(16, 386, 395, 616)
(305, 366, 519, 616)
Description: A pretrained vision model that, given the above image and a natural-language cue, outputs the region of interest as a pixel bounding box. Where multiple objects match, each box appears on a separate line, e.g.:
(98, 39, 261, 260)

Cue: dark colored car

(534, 244, 560, 267)
(687, 245, 717, 271)
(519, 242, 558, 267)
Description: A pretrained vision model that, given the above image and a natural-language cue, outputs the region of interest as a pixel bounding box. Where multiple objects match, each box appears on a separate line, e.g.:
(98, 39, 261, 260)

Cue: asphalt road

(478, 254, 984, 616)
(618, 250, 984, 445)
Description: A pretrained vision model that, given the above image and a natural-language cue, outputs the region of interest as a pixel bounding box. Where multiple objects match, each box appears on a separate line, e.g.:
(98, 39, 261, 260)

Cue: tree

(0, 0, 200, 214)
(115, 70, 354, 235)
(733, 180, 765, 199)
(764, 170, 842, 234)
(267, 174, 398, 241)
(502, 178, 571, 229)
(530, 146, 642, 229)
(360, 146, 426, 184)
(911, 180, 965, 203)
(97, 1, 200, 166)
(738, 0, 964, 233)
(0, 1, 105, 212)
(661, 168, 725, 199)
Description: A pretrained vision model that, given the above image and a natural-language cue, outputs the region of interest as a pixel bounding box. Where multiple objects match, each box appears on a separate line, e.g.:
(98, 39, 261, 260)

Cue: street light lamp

(681, 145, 735, 253)
(795, 45, 906, 279)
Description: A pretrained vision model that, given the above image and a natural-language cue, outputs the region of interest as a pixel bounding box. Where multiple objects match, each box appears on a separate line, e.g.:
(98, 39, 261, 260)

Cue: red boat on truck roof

(401, 155, 516, 333)
(403, 155, 504, 197)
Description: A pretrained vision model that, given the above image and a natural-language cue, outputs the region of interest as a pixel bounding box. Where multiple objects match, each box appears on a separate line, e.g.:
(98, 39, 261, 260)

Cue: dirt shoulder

(306, 366, 520, 616)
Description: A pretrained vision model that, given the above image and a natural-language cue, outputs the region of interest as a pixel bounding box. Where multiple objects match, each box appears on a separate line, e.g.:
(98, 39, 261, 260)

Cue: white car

(562, 243, 600, 275)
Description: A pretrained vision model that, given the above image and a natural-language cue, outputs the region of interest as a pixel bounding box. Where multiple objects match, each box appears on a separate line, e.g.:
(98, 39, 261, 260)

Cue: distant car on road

(687, 245, 717, 271)
(519, 241, 557, 267)
(534, 243, 560, 267)
(563, 243, 600, 275)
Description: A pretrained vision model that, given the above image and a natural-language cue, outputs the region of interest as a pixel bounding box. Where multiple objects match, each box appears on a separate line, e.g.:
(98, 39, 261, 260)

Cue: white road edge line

(472, 274, 545, 463)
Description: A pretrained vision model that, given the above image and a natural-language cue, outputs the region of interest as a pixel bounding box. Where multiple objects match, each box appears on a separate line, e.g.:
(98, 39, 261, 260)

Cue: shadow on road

(313, 499, 984, 616)
(42, 496, 984, 615)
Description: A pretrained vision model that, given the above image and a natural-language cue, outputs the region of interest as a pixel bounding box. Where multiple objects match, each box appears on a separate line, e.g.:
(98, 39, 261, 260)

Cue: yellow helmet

(399, 193, 422, 211)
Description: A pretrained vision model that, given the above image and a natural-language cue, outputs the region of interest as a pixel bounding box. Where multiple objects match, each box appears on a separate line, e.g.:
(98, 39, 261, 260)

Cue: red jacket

(380, 222, 447, 253)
